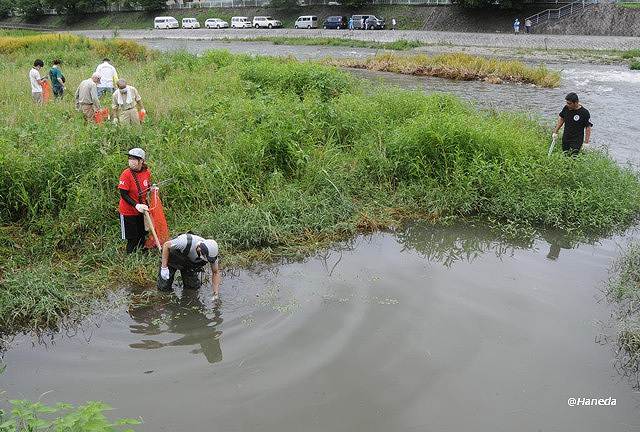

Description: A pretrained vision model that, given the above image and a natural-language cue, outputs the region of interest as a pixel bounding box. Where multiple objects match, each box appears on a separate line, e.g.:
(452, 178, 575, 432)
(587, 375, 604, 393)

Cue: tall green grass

(1, 35, 640, 334)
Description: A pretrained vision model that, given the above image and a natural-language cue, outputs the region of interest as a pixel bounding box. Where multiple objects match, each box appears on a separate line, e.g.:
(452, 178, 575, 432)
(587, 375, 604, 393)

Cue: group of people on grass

(29, 58, 146, 125)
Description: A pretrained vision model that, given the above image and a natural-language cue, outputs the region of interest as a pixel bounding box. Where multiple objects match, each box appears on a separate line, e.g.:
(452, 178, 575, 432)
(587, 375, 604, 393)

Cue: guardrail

(525, 0, 598, 26)
(0, 22, 55, 30)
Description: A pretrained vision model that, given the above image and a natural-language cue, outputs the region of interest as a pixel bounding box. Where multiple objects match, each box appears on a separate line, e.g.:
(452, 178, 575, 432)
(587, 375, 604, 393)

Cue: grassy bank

(323, 52, 561, 87)
(0, 5, 431, 30)
(608, 242, 640, 385)
(223, 36, 423, 51)
(1, 34, 640, 335)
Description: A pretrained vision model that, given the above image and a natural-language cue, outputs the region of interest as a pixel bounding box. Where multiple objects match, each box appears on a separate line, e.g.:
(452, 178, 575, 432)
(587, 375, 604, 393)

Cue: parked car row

(154, 15, 385, 30)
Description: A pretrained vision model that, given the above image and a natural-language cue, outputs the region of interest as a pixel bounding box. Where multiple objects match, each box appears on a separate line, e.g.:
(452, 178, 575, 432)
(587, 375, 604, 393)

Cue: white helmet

(127, 148, 145, 160)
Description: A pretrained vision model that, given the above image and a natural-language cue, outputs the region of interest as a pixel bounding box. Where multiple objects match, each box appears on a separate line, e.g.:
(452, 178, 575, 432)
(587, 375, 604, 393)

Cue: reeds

(324, 52, 562, 87)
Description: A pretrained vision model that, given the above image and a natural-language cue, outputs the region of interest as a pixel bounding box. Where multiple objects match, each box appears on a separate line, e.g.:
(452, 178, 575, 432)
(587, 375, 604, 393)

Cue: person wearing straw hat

(158, 233, 221, 301)
(112, 79, 145, 126)
(118, 148, 152, 253)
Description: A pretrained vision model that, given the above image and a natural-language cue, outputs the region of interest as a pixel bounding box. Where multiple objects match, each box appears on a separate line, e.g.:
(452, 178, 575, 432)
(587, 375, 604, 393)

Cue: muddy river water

(2, 42, 640, 431)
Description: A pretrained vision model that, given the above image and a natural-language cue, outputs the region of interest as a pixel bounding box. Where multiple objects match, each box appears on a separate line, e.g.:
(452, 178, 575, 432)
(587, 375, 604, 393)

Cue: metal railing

(525, 0, 598, 26)
(0, 22, 56, 30)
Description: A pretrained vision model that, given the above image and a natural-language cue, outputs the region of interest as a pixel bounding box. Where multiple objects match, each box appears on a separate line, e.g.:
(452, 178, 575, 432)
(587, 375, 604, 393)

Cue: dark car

(323, 15, 347, 29)
(365, 15, 385, 30)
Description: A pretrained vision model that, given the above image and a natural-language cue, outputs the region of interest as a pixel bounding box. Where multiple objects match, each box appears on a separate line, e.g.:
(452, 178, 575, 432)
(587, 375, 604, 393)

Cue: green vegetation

(224, 36, 423, 51)
(608, 242, 640, 385)
(622, 49, 640, 70)
(2, 34, 640, 335)
(621, 49, 640, 59)
(324, 51, 561, 87)
(618, 2, 640, 8)
(0, 399, 140, 431)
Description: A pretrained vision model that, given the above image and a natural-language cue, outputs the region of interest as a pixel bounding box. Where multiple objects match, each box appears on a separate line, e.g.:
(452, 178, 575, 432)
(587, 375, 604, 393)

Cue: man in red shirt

(118, 148, 152, 253)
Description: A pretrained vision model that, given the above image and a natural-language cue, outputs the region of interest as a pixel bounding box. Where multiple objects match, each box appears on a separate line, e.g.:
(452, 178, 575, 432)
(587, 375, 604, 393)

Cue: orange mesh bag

(94, 108, 110, 124)
(145, 187, 170, 250)
(42, 80, 52, 103)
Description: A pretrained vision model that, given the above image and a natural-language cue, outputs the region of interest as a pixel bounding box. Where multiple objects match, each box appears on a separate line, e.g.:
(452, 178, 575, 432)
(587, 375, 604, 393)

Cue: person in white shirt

(29, 59, 46, 104)
(95, 58, 118, 97)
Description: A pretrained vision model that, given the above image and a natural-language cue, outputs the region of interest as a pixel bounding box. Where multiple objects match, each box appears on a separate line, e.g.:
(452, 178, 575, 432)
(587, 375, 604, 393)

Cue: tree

(15, 0, 45, 20)
(269, 0, 299, 9)
(456, 0, 525, 8)
(44, 0, 110, 16)
(134, 0, 167, 11)
(0, 0, 13, 18)
(340, 0, 367, 8)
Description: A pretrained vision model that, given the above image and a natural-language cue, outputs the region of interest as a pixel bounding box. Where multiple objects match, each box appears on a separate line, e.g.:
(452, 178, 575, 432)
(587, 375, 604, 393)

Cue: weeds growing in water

(0, 35, 639, 335)
(607, 242, 640, 387)
(0, 399, 141, 431)
(324, 52, 562, 87)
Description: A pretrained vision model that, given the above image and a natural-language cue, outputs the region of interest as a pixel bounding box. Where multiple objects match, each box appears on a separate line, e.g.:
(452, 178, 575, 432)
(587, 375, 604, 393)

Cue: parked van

(182, 18, 201, 29)
(154, 16, 179, 29)
(253, 16, 282, 29)
(351, 15, 371, 30)
(322, 15, 347, 29)
(294, 15, 318, 29)
(231, 16, 252, 28)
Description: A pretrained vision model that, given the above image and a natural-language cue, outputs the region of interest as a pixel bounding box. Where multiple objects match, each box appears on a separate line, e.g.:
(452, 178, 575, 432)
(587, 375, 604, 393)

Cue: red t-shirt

(118, 167, 152, 216)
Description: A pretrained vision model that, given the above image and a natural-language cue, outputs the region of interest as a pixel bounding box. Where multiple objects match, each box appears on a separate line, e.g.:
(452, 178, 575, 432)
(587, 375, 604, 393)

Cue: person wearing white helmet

(158, 233, 221, 301)
(118, 147, 152, 253)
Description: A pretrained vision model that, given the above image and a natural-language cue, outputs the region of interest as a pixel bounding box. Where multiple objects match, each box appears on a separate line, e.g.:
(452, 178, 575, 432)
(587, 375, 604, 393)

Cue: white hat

(127, 148, 145, 160)
(200, 240, 219, 263)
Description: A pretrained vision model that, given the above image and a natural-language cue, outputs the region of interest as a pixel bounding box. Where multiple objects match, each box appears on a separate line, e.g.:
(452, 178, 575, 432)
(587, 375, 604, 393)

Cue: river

(2, 41, 640, 431)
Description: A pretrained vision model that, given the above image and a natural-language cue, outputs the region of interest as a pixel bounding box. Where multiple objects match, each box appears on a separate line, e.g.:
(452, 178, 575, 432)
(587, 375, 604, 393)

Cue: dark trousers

(157, 251, 203, 292)
(121, 214, 147, 254)
(157, 267, 201, 291)
(562, 140, 582, 156)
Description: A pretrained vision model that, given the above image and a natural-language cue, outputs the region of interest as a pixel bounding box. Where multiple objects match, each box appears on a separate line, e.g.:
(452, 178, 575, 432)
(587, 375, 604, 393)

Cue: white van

(154, 16, 179, 29)
(252, 16, 282, 29)
(231, 16, 252, 29)
(294, 15, 318, 29)
(182, 18, 201, 29)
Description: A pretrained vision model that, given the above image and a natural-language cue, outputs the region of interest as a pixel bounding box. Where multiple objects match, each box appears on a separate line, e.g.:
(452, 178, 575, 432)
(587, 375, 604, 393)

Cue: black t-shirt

(559, 106, 592, 144)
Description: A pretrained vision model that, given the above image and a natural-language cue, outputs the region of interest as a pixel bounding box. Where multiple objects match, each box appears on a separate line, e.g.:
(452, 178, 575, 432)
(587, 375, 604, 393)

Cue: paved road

(73, 28, 640, 51)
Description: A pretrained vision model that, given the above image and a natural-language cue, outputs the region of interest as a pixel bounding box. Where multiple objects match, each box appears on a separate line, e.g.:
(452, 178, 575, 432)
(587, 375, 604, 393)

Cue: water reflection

(127, 291, 223, 364)
(394, 221, 587, 266)
(395, 222, 532, 267)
